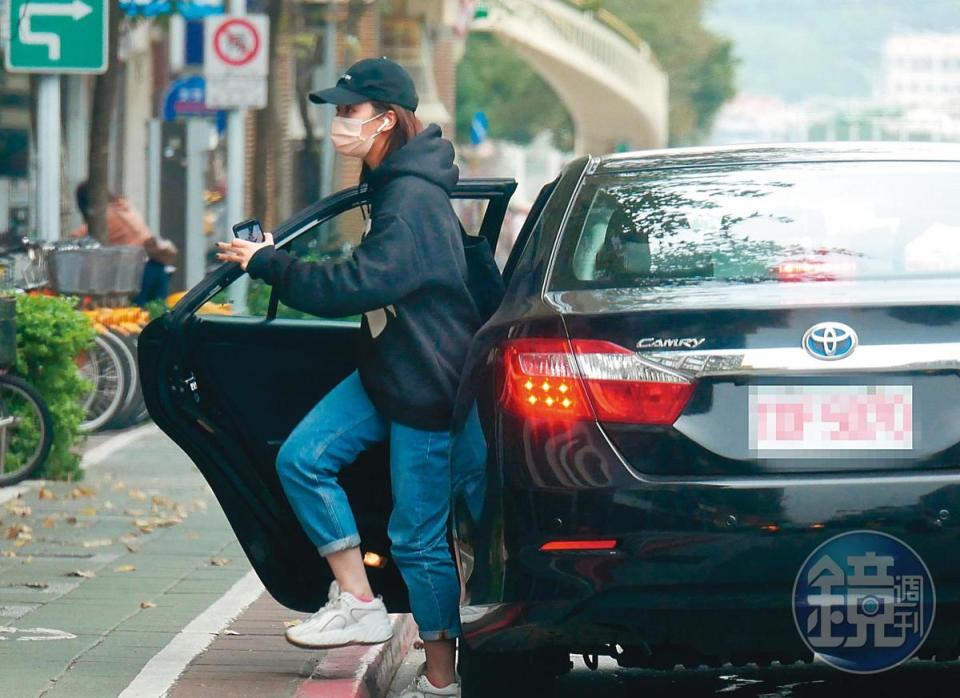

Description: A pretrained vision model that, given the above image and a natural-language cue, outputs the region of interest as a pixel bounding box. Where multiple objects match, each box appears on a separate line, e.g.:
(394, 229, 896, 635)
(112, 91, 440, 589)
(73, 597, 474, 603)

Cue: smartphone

(232, 218, 264, 243)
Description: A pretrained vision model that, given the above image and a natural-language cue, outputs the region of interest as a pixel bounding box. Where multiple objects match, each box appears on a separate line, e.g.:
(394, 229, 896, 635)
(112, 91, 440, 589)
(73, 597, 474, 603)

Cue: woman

(216, 57, 475, 698)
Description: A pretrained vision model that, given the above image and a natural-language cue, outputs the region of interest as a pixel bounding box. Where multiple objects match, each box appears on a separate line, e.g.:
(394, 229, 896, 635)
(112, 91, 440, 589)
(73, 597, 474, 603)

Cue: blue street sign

(179, 0, 224, 20)
(119, 0, 223, 18)
(470, 111, 489, 146)
(162, 75, 226, 133)
(120, 0, 172, 16)
(185, 19, 204, 66)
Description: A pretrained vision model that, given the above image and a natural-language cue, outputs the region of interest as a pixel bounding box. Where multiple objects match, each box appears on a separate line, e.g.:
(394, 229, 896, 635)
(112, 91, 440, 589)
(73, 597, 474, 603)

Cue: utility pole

(227, 0, 249, 313)
(320, 2, 337, 196)
(36, 75, 61, 241)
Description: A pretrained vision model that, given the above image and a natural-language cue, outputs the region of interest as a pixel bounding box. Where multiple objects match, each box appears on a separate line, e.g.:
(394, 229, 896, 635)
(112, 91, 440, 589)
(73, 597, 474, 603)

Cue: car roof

(590, 141, 960, 173)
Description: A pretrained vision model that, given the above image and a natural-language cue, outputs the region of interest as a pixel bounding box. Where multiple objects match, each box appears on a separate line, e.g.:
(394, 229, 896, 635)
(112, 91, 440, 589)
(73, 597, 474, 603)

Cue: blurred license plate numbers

(749, 385, 912, 450)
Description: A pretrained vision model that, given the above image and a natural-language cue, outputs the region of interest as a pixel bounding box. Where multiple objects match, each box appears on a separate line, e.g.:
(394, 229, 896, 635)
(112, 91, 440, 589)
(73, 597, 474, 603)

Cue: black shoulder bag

(459, 222, 505, 324)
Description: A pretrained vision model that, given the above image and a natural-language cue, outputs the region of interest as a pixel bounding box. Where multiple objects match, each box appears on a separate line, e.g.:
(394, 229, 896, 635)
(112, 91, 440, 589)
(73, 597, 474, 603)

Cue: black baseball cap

(309, 57, 419, 112)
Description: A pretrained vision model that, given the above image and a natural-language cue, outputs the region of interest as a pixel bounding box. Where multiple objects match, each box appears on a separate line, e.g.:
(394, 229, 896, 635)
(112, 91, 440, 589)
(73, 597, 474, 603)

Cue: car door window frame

(170, 179, 517, 326)
(501, 177, 558, 286)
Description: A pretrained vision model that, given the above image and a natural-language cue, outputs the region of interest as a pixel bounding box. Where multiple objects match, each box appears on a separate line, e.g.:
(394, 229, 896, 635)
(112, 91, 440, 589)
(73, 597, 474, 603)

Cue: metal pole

(184, 119, 206, 288)
(227, 0, 249, 313)
(320, 4, 337, 197)
(37, 75, 61, 241)
(65, 75, 89, 232)
(146, 119, 162, 235)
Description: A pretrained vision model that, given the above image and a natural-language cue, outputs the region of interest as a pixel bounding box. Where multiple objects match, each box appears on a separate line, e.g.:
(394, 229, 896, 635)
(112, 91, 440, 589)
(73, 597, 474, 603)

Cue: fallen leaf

(68, 570, 95, 578)
(24, 582, 48, 589)
(111, 481, 127, 492)
(124, 543, 139, 553)
(70, 486, 97, 499)
(42, 516, 56, 529)
(82, 539, 112, 548)
(222, 630, 240, 636)
(155, 516, 183, 528)
(140, 601, 156, 609)
(0, 550, 15, 558)
(37, 487, 56, 501)
(65, 516, 78, 525)
(152, 495, 173, 508)
(283, 620, 301, 628)
(119, 534, 139, 545)
(5, 524, 30, 540)
(77, 507, 97, 517)
(12, 539, 29, 548)
(134, 519, 155, 533)
(103, 501, 114, 511)
(209, 558, 230, 567)
(5, 502, 31, 517)
(113, 564, 137, 573)
(127, 489, 147, 501)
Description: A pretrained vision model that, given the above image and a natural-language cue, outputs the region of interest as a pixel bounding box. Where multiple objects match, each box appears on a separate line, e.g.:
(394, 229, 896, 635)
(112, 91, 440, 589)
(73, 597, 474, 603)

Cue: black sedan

(140, 143, 960, 696)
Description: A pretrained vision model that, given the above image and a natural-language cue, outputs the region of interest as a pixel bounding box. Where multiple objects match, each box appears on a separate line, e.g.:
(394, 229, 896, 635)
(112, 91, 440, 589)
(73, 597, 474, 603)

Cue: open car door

(138, 179, 517, 613)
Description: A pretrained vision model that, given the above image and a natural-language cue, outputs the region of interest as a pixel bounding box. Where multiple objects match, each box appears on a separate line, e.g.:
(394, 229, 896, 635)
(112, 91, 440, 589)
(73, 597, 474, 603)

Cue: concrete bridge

(471, 0, 670, 154)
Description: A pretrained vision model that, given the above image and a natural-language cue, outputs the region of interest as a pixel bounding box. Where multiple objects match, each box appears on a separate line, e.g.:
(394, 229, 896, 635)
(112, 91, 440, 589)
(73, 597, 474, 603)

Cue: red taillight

(540, 539, 618, 552)
(500, 338, 594, 420)
(499, 338, 696, 425)
(571, 339, 696, 425)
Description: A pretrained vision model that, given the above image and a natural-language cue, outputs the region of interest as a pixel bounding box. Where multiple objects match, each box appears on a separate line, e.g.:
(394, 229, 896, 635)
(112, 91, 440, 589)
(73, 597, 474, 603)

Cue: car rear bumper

(459, 471, 960, 660)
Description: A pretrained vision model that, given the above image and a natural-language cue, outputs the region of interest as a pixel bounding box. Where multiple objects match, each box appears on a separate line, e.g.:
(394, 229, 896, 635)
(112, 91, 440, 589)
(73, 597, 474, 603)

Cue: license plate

(749, 385, 913, 451)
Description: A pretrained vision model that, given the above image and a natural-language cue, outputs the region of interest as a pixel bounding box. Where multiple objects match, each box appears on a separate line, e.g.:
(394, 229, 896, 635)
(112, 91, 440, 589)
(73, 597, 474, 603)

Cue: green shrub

(14, 294, 96, 480)
(144, 298, 168, 321)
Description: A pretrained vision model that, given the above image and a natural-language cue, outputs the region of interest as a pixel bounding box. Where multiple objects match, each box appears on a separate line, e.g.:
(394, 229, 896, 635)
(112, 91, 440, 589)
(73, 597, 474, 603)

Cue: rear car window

(548, 162, 960, 292)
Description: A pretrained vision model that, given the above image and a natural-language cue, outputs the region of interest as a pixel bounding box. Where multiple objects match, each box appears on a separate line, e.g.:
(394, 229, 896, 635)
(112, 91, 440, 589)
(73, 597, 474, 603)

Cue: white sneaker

(285, 581, 393, 649)
(397, 662, 461, 697)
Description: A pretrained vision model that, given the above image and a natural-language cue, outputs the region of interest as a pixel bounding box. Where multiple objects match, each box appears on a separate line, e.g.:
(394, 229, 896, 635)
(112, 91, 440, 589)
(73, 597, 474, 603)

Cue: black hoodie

(246, 124, 481, 431)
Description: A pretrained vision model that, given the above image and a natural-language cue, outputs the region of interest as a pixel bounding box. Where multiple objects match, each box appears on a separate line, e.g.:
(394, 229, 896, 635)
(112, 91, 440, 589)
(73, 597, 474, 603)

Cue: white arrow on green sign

(4, 0, 108, 73)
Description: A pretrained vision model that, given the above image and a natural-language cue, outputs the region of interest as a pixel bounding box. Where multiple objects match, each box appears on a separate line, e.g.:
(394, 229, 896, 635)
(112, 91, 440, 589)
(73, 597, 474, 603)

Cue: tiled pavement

(166, 593, 320, 698)
(0, 426, 251, 697)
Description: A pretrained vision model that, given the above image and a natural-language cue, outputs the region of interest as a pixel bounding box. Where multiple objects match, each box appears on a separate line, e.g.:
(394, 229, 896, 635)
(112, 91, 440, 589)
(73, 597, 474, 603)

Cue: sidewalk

(0, 425, 251, 697)
(167, 593, 416, 698)
(0, 424, 417, 698)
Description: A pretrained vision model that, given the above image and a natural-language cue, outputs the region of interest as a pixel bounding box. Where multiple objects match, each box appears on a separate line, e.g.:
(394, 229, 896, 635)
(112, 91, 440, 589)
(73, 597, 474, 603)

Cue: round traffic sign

(212, 18, 261, 67)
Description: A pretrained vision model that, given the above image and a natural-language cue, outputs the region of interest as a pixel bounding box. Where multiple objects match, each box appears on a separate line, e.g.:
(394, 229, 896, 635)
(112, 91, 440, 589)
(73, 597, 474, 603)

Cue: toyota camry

(140, 143, 960, 695)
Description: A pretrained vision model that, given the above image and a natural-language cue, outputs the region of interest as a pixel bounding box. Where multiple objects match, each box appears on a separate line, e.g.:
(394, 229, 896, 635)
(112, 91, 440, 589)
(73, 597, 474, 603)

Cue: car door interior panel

(139, 179, 516, 614)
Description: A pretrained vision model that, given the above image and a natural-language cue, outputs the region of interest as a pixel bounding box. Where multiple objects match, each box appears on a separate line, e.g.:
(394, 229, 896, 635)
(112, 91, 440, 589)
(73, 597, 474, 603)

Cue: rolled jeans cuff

(316, 534, 361, 557)
(417, 625, 462, 641)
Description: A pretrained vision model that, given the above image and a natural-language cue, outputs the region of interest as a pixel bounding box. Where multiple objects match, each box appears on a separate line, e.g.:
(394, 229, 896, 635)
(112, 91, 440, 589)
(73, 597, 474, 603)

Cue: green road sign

(4, 0, 108, 73)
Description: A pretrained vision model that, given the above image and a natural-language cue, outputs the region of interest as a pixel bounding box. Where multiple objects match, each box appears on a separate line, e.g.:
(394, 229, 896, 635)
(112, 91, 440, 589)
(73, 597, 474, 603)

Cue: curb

(295, 613, 418, 698)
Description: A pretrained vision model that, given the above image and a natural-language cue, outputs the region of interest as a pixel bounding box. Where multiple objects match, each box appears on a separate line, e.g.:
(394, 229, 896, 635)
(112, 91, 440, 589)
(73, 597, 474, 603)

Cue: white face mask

(330, 112, 389, 158)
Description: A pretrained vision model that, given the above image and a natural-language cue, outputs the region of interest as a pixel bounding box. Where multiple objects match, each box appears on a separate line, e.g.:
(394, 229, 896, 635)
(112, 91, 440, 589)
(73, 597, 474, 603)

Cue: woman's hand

(216, 232, 275, 271)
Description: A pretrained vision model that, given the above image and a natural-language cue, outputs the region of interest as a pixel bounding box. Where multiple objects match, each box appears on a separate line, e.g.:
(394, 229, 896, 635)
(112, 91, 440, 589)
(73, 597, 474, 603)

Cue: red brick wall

(433, 34, 460, 138)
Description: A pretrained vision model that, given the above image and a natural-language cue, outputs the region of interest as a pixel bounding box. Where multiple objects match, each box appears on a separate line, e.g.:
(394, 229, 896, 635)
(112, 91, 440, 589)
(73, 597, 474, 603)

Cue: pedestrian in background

(71, 182, 178, 306)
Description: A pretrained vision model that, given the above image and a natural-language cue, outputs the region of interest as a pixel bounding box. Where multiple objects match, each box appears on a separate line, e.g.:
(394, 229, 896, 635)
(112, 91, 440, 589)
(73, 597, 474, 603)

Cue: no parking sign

(204, 14, 269, 109)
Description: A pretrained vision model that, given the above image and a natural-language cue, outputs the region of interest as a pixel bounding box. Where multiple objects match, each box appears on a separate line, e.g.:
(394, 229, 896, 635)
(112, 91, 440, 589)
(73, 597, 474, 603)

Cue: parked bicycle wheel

(101, 329, 141, 430)
(77, 333, 127, 433)
(0, 373, 54, 486)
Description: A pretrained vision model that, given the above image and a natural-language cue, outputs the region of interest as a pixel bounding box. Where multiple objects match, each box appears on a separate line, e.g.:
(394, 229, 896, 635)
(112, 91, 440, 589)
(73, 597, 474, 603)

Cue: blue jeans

(275, 371, 461, 641)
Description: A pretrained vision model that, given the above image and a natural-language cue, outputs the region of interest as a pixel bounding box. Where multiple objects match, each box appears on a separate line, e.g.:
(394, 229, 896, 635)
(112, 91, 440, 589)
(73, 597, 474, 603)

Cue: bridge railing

(477, 0, 665, 98)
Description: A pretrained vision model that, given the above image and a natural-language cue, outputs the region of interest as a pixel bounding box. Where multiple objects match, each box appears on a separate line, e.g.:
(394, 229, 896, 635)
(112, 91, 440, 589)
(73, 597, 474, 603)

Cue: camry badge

(637, 337, 706, 350)
(803, 322, 857, 360)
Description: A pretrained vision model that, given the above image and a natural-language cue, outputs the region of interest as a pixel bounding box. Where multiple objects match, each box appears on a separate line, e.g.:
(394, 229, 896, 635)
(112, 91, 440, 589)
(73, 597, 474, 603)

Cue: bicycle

(0, 294, 54, 487)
